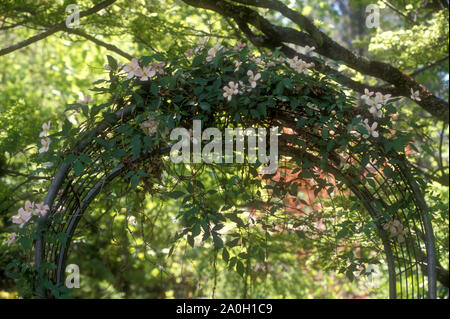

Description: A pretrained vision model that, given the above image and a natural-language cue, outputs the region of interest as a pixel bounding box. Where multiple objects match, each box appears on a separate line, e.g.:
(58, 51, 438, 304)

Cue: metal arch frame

(34, 105, 438, 299)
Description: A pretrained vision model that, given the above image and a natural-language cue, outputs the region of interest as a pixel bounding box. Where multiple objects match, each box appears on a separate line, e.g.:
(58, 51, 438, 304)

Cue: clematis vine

(304, 45, 315, 55)
(383, 220, 407, 243)
(234, 61, 242, 72)
(234, 41, 246, 52)
(410, 88, 421, 101)
(247, 70, 261, 88)
(151, 61, 166, 75)
(361, 88, 374, 101)
(12, 209, 31, 228)
(362, 119, 379, 139)
(139, 65, 156, 81)
(8, 232, 16, 247)
(206, 43, 223, 62)
(39, 121, 51, 137)
(34, 202, 50, 217)
(223, 81, 239, 101)
(77, 94, 92, 105)
(140, 117, 160, 136)
(39, 137, 51, 153)
(287, 56, 314, 74)
(123, 57, 141, 79)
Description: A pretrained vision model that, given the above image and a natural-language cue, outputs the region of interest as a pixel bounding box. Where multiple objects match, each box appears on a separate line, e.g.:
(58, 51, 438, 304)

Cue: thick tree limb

(0, 0, 117, 57)
(182, 0, 449, 123)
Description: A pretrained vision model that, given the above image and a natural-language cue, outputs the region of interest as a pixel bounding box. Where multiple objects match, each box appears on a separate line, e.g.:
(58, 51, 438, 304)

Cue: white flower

(77, 94, 92, 105)
(234, 42, 246, 52)
(206, 43, 222, 62)
(8, 233, 16, 247)
(39, 121, 51, 137)
(234, 61, 242, 72)
(123, 58, 141, 79)
(247, 70, 261, 88)
(362, 119, 379, 139)
(304, 45, 315, 54)
(410, 88, 421, 101)
(12, 209, 32, 228)
(139, 65, 156, 81)
(361, 88, 374, 101)
(34, 202, 49, 217)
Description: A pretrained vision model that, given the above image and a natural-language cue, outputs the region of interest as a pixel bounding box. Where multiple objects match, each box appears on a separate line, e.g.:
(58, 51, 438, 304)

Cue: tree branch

(182, 0, 449, 123)
(0, 0, 117, 57)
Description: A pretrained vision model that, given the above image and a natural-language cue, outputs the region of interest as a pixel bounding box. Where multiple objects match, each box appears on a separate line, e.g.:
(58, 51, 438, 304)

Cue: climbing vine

(5, 37, 428, 298)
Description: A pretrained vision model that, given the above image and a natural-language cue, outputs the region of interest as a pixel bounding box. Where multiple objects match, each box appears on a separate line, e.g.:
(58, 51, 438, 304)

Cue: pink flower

(152, 61, 165, 75)
(206, 43, 222, 62)
(234, 42, 246, 52)
(39, 121, 51, 137)
(39, 137, 51, 153)
(362, 119, 379, 139)
(77, 94, 92, 105)
(234, 61, 242, 72)
(184, 49, 194, 58)
(35, 202, 49, 217)
(8, 233, 16, 247)
(139, 65, 156, 81)
(247, 70, 261, 88)
(410, 88, 421, 101)
(123, 58, 141, 79)
(223, 82, 239, 102)
(12, 209, 32, 228)
(361, 89, 374, 101)
(304, 45, 315, 54)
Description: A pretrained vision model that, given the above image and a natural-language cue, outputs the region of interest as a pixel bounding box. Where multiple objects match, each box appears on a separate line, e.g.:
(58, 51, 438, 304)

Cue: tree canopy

(0, 0, 448, 299)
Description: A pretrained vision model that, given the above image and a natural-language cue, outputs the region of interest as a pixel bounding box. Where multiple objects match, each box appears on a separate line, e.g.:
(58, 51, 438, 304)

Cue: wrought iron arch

(34, 79, 438, 300)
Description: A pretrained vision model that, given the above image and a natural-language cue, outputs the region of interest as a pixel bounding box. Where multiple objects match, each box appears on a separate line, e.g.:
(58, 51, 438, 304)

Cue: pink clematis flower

(139, 65, 156, 81)
(35, 202, 50, 217)
(39, 137, 51, 153)
(123, 58, 141, 79)
(77, 94, 92, 105)
(39, 121, 51, 137)
(410, 88, 421, 101)
(8, 232, 16, 246)
(12, 209, 32, 228)
(247, 70, 261, 88)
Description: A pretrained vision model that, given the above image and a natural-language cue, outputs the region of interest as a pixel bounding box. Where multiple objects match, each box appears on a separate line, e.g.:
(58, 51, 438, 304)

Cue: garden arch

(32, 50, 439, 299)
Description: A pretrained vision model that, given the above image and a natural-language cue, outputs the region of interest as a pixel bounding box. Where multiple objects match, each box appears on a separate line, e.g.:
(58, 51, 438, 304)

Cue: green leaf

(169, 190, 185, 199)
(212, 233, 224, 248)
(106, 55, 118, 70)
(73, 160, 84, 176)
(222, 248, 230, 263)
(236, 260, 245, 277)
